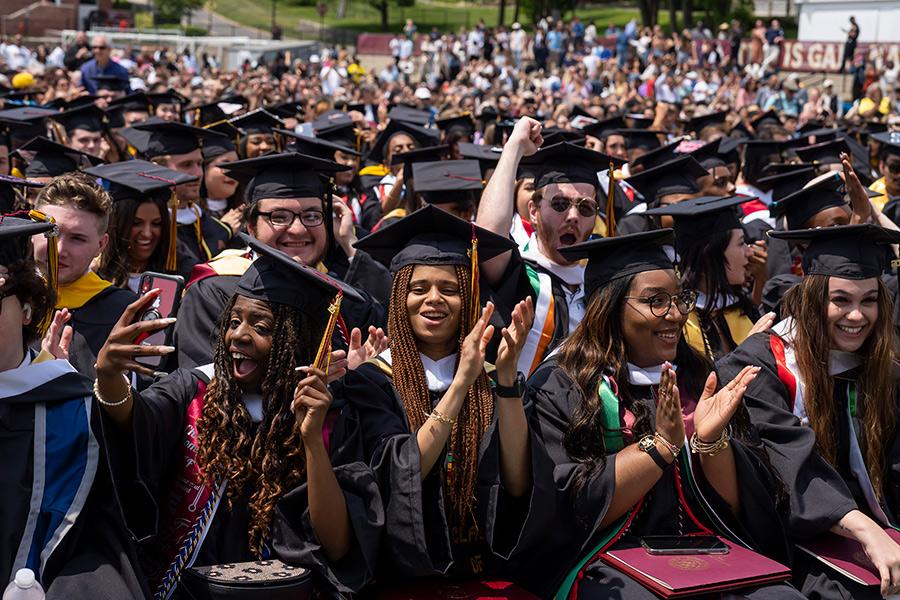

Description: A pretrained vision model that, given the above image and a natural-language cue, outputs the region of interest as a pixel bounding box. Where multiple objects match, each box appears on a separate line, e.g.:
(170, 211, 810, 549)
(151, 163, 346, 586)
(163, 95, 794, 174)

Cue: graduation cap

(104, 105, 126, 129)
(761, 162, 816, 176)
(0, 107, 53, 144)
(218, 151, 349, 204)
(581, 115, 627, 140)
(685, 110, 729, 135)
(388, 105, 432, 127)
(148, 90, 188, 108)
(84, 159, 197, 203)
(626, 155, 706, 203)
(794, 138, 851, 166)
(393, 145, 449, 172)
(13, 136, 104, 177)
(0, 214, 57, 282)
(109, 92, 152, 114)
(266, 101, 305, 120)
(277, 128, 361, 160)
(862, 121, 889, 136)
(570, 105, 597, 120)
(45, 95, 98, 111)
(619, 129, 664, 152)
(729, 121, 755, 140)
(688, 138, 726, 169)
(871, 131, 900, 157)
(315, 121, 359, 151)
(188, 96, 247, 127)
(354, 203, 516, 273)
(229, 109, 284, 136)
(769, 224, 900, 279)
(521, 142, 623, 190)
(343, 102, 366, 114)
(558, 229, 676, 299)
(436, 113, 475, 138)
(769, 171, 848, 230)
(797, 119, 826, 135)
(412, 159, 483, 205)
(749, 109, 782, 130)
(0, 173, 43, 213)
(0, 117, 32, 149)
(742, 140, 786, 183)
(201, 121, 239, 160)
(645, 195, 752, 255)
(757, 166, 817, 202)
(49, 104, 106, 133)
(90, 74, 129, 92)
(313, 111, 354, 132)
(798, 127, 844, 144)
(625, 113, 654, 129)
(123, 117, 226, 158)
(458, 142, 501, 175)
(367, 120, 440, 165)
(540, 127, 586, 147)
(630, 137, 684, 171)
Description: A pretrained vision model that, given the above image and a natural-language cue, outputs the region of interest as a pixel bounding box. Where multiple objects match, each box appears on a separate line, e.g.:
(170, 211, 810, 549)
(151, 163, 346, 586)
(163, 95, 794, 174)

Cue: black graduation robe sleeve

(172, 275, 237, 369)
(341, 250, 392, 310)
(359, 185, 384, 233)
(72, 286, 139, 357)
(716, 333, 858, 539)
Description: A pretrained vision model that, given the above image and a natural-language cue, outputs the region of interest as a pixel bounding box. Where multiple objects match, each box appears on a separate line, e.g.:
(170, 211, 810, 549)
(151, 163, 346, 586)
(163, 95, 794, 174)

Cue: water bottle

(2, 569, 44, 600)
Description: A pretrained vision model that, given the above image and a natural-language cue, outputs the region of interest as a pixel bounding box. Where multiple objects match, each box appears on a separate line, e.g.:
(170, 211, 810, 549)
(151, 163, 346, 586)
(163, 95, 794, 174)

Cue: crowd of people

(2, 17, 900, 600)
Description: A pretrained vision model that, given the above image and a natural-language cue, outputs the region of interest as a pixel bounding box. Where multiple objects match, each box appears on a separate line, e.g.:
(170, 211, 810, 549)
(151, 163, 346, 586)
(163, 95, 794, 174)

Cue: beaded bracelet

(425, 408, 456, 426)
(93, 373, 133, 407)
(654, 432, 681, 457)
(689, 429, 730, 456)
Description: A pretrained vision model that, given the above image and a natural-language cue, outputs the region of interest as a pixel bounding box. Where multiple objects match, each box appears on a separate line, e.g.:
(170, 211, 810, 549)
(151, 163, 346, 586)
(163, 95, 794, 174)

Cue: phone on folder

(640, 535, 730, 555)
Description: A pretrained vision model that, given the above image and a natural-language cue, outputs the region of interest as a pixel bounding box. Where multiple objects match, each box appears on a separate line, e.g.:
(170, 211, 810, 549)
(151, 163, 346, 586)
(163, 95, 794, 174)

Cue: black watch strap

(495, 372, 525, 397)
(644, 439, 670, 471)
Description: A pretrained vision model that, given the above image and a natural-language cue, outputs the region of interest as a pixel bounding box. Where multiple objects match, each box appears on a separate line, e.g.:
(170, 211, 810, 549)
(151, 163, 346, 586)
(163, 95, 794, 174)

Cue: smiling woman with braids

(512, 229, 807, 600)
(93, 234, 383, 598)
(342, 205, 542, 582)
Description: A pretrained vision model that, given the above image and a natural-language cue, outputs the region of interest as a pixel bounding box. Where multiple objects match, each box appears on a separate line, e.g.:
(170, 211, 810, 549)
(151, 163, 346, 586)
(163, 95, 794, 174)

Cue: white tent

(796, 0, 900, 42)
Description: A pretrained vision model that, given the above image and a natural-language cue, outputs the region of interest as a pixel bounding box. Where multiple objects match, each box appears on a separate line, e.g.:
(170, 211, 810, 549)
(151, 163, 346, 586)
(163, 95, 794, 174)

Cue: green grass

(209, 0, 674, 38)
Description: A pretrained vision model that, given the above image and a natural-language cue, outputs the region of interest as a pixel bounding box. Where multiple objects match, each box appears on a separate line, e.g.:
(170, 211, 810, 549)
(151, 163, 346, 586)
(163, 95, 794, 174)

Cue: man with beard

(477, 117, 623, 376)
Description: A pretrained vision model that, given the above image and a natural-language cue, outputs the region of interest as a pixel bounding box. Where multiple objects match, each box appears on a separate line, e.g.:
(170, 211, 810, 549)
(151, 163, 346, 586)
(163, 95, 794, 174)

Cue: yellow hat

(11, 72, 35, 89)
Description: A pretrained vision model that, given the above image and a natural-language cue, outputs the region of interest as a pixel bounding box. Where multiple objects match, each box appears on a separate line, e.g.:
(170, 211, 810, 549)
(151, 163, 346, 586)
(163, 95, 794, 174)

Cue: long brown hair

(197, 295, 320, 556)
(781, 274, 898, 500)
(387, 263, 494, 536)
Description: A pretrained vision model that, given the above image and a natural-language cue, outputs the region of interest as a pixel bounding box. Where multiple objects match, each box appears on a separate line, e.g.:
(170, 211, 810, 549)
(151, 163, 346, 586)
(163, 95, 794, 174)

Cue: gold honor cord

(469, 223, 480, 330)
(313, 290, 344, 373)
(605, 161, 616, 238)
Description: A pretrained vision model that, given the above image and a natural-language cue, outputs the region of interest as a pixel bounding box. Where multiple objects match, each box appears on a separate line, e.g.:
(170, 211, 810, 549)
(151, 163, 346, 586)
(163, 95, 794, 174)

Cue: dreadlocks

(197, 295, 320, 556)
(387, 263, 494, 538)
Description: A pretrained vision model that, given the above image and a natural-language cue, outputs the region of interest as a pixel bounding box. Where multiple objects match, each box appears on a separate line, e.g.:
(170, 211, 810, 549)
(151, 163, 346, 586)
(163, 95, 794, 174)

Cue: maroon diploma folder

(600, 540, 791, 598)
(797, 529, 900, 586)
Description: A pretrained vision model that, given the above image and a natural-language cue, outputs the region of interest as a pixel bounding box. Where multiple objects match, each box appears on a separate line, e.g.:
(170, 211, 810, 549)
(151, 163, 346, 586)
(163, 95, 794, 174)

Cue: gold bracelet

(425, 408, 456, 426)
(654, 432, 681, 457)
(93, 373, 133, 407)
(689, 430, 730, 456)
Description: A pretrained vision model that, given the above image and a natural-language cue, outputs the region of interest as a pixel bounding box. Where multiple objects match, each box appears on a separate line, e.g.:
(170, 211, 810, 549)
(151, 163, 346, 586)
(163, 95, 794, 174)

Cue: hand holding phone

(134, 272, 184, 368)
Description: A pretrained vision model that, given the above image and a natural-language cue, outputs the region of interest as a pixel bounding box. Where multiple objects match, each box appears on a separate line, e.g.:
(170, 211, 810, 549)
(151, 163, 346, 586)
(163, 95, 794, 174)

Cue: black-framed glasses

(258, 209, 324, 228)
(548, 196, 599, 218)
(625, 289, 698, 317)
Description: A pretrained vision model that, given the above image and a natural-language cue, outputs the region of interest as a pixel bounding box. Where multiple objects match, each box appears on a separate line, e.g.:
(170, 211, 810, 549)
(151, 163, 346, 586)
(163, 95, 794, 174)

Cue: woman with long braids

(645, 195, 775, 360)
(515, 229, 807, 600)
(344, 205, 543, 582)
(93, 234, 384, 598)
(718, 224, 900, 600)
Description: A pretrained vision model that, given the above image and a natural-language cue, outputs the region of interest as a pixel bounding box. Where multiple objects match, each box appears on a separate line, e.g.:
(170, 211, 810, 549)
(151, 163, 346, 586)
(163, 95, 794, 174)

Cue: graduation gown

(110, 367, 383, 597)
(174, 210, 233, 280)
(172, 251, 386, 369)
(335, 353, 553, 581)
(514, 356, 801, 599)
(716, 325, 900, 599)
(1, 350, 146, 598)
(56, 271, 138, 358)
(683, 297, 758, 361)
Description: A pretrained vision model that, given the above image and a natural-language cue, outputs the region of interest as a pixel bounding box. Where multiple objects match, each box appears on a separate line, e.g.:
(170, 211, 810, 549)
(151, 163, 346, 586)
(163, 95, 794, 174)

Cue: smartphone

(134, 272, 184, 368)
(640, 535, 730, 555)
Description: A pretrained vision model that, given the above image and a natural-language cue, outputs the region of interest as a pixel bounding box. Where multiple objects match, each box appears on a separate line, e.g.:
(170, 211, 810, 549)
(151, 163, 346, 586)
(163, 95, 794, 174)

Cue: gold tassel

(605, 161, 616, 238)
(468, 223, 479, 330)
(165, 189, 178, 272)
(313, 291, 344, 372)
(28, 209, 58, 290)
(50, 121, 68, 146)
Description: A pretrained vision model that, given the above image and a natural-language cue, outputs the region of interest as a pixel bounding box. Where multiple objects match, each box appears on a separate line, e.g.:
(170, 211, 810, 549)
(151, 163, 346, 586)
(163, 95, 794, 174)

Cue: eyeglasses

(625, 289, 698, 317)
(548, 196, 599, 218)
(258, 209, 325, 228)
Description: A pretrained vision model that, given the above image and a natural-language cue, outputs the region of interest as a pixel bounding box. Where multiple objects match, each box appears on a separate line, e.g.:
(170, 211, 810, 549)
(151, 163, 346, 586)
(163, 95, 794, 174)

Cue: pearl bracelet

(93, 373, 133, 407)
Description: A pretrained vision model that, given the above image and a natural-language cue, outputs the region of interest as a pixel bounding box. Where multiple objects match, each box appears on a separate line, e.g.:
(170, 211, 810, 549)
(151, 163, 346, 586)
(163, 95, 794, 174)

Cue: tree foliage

(155, 0, 204, 21)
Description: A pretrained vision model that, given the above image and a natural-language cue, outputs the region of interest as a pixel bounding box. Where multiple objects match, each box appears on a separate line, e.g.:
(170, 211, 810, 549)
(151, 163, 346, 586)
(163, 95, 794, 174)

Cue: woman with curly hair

(345, 205, 541, 582)
(718, 224, 900, 600)
(94, 234, 383, 598)
(516, 229, 806, 599)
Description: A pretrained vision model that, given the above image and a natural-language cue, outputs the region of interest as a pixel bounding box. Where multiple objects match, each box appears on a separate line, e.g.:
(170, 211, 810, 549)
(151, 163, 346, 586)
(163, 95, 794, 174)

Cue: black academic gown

(515, 356, 802, 600)
(175, 213, 233, 280)
(110, 368, 383, 597)
(717, 332, 900, 600)
(172, 256, 387, 369)
(1, 351, 147, 599)
(615, 211, 656, 235)
(336, 361, 554, 582)
(70, 286, 138, 358)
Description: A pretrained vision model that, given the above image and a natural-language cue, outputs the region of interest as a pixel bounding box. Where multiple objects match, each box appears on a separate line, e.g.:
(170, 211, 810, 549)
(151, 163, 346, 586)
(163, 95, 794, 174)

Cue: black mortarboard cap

(104, 105, 125, 129)
(630, 137, 683, 171)
(872, 131, 900, 157)
(718, 136, 746, 164)
(581, 115, 627, 140)
(540, 127, 586, 147)
(625, 113, 654, 129)
(219, 151, 348, 204)
(50, 104, 106, 133)
(0, 107, 53, 143)
(798, 119, 826, 135)
(0, 174, 43, 213)
(236, 231, 363, 314)
(0, 214, 55, 266)
(645, 195, 752, 255)
(757, 166, 817, 202)
(769, 224, 900, 279)
(619, 129, 664, 151)
(626, 155, 706, 202)
(393, 145, 449, 171)
(769, 171, 849, 230)
(313, 111, 353, 132)
(559, 229, 676, 299)
(90, 74, 129, 92)
(685, 110, 728, 135)
(458, 142, 501, 175)
(266, 101, 305, 120)
(0, 117, 32, 148)
(412, 160, 483, 204)
(201, 121, 239, 160)
(277, 128, 360, 159)
(229, 109, 284, 136)
(436, 113, 475, 137)
(570, 105, 596, 120)
(13, 136, 104, 177)
(688, 138, 726, 169)
(388, 105, 432, 127)
(367, 120, 440, 165)
(761, 162, 816, 176)
(148, 90, 188, 108)
(794, 138, 851, 165)
(798, 127, 844, 144)
(44, 95, 97, 111)
(124, 117, 225, 158)
(750, 109, 782, 130)
(353, 204, 516, 273)
(109, 92, 152, 114)
(316, 121, 358, 150)
(85, 159, 197, 202)
(522, 142, 622, 190)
